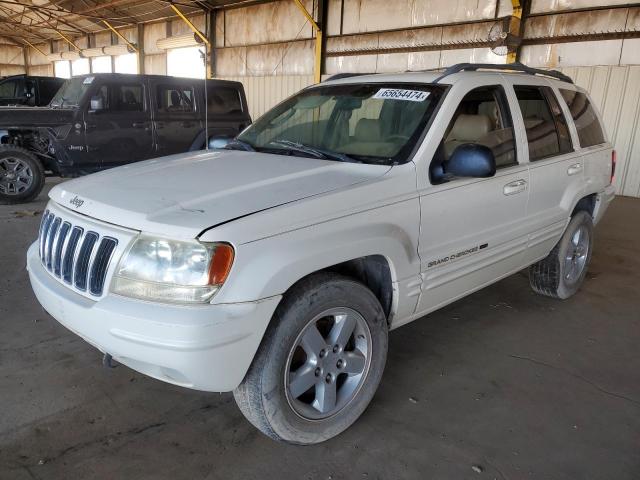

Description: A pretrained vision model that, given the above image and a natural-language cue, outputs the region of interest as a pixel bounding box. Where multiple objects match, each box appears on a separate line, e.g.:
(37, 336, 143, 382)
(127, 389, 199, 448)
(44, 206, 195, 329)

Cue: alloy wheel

(564, 224, 590, 284)
(285, 307, 372, 420)
(0, 157, 34, 196)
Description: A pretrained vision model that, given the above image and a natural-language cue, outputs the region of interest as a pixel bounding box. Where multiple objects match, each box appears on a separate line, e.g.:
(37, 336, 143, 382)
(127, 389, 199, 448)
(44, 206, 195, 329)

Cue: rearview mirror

(89, 95, 104, 112)
(209, 136, 232, 149)
(445, 144, 496, 178)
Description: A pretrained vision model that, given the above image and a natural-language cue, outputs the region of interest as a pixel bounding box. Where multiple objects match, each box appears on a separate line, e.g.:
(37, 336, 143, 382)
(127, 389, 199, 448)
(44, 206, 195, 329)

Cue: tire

(529, 211, 594, 299)
(0, 145, 45, 204)
(233, 272, 388, 444)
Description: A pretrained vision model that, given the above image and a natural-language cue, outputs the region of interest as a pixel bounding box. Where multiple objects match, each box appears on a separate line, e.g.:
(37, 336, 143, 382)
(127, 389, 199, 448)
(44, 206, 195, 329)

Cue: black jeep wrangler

(0, 75, 65, 107)
(0, 73, 251, 203)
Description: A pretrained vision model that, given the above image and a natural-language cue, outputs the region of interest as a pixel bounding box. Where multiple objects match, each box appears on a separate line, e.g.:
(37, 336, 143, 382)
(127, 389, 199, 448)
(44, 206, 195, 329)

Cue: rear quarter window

(207, 86, 243, 115)
(559, 89, 606, 148)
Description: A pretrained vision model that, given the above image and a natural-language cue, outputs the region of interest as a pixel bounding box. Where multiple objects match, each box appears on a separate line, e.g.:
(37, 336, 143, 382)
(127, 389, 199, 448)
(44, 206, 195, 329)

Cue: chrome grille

(38, 210, 118, 297)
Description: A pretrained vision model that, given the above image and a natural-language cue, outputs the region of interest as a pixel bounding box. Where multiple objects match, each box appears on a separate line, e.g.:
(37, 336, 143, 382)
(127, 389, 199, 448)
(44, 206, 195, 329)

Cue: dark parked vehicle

(0, 75, 65, 107)
(0, 73, 251, 203)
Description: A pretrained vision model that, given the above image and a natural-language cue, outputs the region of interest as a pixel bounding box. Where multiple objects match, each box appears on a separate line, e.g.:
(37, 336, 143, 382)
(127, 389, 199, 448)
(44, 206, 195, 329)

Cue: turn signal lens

(208, 243, 235, 285)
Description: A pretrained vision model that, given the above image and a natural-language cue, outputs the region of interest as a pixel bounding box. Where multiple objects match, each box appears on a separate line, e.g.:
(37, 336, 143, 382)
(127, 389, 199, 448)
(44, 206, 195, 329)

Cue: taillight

(610, 150, 616, 185)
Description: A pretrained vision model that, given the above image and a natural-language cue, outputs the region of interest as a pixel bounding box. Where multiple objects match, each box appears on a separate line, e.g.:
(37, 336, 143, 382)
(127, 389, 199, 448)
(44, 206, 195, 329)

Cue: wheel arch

(282, 255, 395, 323)
(571, 193, 597, 219)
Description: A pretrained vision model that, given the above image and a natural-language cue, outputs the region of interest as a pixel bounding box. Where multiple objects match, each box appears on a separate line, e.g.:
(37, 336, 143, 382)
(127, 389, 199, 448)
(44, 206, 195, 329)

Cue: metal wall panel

(144, 54, 167, 75)
(144, 22, 167, 55)
(326, 47, 505, 74)
(0, 45, 25, 76)
(521, 40, 626, 67)
(217, 40, 314, 76)
(530, 0, 633, 15)
(222, 0, 314, 46)
(27, 64, 53, 76)
(27, 43, 51, 67)
(559, 66, 640, 197)
(340, 0, 499, 34)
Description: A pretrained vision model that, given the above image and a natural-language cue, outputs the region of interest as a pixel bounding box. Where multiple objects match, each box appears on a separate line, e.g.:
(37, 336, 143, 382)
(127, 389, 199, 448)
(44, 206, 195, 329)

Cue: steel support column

(137, 23, 145, 74)
(293, 0, 324, 83)
(207, 10, 216, 78)
(508, 0, 522, 63)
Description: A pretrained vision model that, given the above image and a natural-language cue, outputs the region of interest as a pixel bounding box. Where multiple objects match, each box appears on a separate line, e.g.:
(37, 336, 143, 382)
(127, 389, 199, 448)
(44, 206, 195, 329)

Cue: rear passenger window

(514, 85, 572, 161)
(207, 87, 242, 115)
(559, 89, 605, 147)
(430, 85, 517, 183)
(157, 85, 195, 112)
(113, 84, 143, 112)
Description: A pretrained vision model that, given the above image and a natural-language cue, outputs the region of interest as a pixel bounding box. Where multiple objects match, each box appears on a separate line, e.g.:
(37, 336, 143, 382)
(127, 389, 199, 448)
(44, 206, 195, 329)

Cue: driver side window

(430, 85, 517, 184)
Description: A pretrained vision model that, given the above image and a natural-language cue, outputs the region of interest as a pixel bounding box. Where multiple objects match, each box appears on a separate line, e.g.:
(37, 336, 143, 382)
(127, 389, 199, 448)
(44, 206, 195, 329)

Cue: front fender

(209, 197, 422, 314)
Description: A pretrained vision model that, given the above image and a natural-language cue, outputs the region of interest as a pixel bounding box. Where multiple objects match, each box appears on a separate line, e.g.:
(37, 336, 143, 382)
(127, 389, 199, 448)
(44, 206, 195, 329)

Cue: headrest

(448, 114, 493, 142)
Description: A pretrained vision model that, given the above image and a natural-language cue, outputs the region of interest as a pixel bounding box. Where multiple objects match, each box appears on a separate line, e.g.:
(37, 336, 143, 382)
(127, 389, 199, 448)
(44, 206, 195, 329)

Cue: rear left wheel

(529, 211, 594, 299)
(233, 272, 388, 444)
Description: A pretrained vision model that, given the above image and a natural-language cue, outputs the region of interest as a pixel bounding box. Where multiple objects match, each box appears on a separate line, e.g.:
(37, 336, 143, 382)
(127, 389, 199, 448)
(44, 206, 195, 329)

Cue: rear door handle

(567, 163, 582, 175)
(503, 179, 527, 195)
(132, 122, 146, 128)
(181, 121, 194, 128)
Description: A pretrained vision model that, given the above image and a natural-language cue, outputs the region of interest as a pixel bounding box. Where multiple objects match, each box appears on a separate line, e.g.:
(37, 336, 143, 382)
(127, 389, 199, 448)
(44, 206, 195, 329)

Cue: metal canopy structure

(0, 0, 258, 47)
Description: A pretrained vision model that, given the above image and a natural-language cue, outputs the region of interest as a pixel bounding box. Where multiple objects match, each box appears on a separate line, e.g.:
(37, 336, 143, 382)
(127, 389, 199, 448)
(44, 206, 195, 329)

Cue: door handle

(503, 179, 527, 195)
(86, 123, 97, 131)
(132, 122, 146, 128)
(181, 121, 194, 128)
(567, 163, 582, 176)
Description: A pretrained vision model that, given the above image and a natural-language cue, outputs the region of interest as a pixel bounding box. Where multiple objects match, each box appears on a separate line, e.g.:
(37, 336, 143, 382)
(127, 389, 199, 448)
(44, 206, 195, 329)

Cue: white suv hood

(49, 150, 390, 239)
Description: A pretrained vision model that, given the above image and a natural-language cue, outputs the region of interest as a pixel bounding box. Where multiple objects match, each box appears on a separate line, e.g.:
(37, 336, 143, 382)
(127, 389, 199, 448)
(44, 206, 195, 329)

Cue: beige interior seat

(354, 118, 381, 142)
(339, 118, 398, 157)
(444, 114, 493, 157)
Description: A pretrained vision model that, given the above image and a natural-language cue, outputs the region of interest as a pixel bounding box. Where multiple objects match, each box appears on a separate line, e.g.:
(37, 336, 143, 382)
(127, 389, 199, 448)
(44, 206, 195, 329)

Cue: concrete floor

(1, 178, 639, 480)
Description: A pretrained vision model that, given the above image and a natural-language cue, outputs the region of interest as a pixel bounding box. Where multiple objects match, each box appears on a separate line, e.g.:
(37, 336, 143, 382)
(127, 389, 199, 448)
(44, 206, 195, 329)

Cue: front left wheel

(0, 145, 45, 204)
(233, 272, 388, 444)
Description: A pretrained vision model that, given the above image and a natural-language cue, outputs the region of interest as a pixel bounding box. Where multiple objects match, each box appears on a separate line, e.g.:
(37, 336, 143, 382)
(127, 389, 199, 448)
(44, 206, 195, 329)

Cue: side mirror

(445, 143, 496, 178)
(209, 136, 232, 150)
(89, 95, 104, 112)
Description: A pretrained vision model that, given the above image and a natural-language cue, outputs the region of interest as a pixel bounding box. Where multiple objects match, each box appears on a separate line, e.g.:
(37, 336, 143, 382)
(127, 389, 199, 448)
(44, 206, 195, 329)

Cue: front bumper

(27, 242, 281, 392)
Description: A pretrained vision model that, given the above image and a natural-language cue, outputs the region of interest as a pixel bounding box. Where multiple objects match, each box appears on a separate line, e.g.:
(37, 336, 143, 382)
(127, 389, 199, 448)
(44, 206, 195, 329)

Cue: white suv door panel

(507, 80, 586, 264)
(416, 165, 530, 316)
(413, 81, 530, 317)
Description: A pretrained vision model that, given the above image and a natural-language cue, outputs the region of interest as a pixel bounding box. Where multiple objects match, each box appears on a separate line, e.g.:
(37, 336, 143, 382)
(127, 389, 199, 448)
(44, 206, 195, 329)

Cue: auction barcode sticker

(373, 88, 430, 102)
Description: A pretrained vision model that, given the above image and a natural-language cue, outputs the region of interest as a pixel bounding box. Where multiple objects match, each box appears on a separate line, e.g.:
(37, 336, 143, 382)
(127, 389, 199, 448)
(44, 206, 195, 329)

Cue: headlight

(111, 236, 234, 304)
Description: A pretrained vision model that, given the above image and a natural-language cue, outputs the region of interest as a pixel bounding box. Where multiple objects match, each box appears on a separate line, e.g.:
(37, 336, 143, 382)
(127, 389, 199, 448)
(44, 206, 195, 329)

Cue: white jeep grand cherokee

(27, 63, 615, 444)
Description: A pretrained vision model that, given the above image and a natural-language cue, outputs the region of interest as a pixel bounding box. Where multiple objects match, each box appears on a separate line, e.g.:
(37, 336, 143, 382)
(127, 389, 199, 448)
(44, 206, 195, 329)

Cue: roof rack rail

(433, 62, 573, 84)
(323, 72, 372, 82)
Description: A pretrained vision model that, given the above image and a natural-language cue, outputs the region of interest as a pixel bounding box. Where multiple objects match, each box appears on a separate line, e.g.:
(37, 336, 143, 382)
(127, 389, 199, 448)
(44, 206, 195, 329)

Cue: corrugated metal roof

(0, 0, 268, 46)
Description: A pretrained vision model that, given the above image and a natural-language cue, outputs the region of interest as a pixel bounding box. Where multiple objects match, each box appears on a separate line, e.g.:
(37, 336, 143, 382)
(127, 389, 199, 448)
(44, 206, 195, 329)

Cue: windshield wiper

(268, 140, 361, 163)
(224, 139, 255, 151)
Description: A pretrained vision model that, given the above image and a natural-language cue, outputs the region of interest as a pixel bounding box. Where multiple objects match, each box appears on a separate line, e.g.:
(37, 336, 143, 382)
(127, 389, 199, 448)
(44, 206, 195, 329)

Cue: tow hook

(102, 353, 118, 369)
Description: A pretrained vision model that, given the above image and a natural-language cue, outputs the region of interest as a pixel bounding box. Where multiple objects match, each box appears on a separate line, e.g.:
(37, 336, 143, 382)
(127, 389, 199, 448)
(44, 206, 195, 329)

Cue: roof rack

(322, 72, 372, 82)
(433, 62, 573, 84)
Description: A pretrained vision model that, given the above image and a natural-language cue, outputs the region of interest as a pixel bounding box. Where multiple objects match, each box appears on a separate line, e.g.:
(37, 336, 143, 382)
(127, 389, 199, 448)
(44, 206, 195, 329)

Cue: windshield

(50, 77, 92, 108)
(235, 83, 443, 165)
